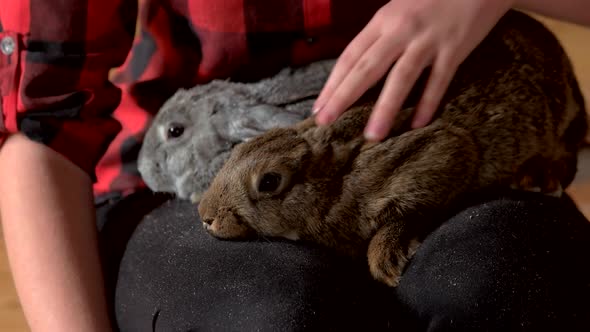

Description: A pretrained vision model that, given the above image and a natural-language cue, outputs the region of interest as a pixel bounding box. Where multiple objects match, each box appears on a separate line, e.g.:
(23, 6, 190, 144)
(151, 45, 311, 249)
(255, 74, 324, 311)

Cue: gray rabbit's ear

(221, 104, 309, 143)
(247, 59, 336, 106)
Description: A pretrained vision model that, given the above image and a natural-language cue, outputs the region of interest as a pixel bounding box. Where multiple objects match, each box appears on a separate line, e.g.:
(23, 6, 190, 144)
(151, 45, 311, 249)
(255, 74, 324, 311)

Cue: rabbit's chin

(173, 188, 194, 201)
(190, 192, 202, 203)
(168, 169, 203, 201)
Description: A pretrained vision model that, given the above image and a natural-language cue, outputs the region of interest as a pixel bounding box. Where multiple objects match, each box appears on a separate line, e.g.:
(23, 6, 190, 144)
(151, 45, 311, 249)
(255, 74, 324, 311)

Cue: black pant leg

(96, 190, 172, 331)
(395, 191, 590, 332)
(98, 190, 397, 332)
(98, 189, 590, 332)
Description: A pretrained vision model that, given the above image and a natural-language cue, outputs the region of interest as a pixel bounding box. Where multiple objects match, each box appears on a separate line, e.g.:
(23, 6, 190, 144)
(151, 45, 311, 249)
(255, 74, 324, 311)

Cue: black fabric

(395, 192, 590, 331)
(97, 189, 590, 332)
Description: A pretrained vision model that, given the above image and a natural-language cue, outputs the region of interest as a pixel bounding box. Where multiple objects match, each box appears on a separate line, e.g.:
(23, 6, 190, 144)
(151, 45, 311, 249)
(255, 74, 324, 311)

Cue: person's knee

(112, 198, 396, 331)
(115, 235, 394, 331)
(395, 193, 590, 331)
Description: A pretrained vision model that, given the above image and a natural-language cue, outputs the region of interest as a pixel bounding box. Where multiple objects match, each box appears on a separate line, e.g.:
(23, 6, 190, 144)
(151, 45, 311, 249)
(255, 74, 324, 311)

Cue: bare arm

(515, 0, 590, 26)
(0, 134, 112, 331)
(0, 0, 137, 327)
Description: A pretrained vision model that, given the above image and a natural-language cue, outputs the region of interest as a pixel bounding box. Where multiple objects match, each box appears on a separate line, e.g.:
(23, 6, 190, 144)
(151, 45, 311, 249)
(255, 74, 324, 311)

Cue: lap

(97, 190, 590, 331)
(97, 191, 397, 331)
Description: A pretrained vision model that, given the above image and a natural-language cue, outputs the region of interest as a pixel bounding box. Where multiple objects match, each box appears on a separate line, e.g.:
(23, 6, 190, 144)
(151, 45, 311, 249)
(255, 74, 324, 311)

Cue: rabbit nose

(203, 218, 214, 225)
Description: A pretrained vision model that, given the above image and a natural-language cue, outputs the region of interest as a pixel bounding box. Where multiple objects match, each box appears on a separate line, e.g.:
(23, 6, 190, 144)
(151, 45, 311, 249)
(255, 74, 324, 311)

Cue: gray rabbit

(137, 59, 335, 201)
(198, 10, 588, 287)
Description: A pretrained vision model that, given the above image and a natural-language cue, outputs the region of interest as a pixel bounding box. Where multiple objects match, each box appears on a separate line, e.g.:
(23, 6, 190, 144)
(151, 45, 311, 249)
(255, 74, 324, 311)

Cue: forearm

(514, 0, 590, 26)
(0, 134, 112, 331)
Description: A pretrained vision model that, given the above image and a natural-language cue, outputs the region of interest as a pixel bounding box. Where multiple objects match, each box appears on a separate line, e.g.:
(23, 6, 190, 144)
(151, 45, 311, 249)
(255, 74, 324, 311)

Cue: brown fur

(197, 10, 588, 287)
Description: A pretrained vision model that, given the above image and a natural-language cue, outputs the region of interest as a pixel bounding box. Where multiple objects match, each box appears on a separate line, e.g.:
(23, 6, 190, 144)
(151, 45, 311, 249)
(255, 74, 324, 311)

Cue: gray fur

(137, 59, 335, 200)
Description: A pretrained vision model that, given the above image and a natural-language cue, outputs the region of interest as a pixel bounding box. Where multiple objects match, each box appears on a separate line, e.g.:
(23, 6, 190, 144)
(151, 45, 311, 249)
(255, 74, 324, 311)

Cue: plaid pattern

(0, 0, 387, 200)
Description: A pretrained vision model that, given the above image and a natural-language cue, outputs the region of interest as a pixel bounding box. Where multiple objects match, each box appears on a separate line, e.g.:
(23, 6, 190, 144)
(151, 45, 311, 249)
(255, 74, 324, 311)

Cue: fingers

(315, 37, 404, 126)
(313, 20, 380, 115)
(364, 39, 434, 141)
(411, 49, 458, 128)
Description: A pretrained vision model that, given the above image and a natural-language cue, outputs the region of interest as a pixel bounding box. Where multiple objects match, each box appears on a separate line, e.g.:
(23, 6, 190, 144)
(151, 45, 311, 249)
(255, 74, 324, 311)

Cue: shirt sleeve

(0, 0, 138, 181)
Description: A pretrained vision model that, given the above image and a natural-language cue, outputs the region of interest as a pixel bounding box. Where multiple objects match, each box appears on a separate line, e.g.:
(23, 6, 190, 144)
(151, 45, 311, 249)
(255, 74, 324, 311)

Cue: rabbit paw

(512, 156, 568, 198)
(367, 226, 421, 287)
(511, 182, 563, 197)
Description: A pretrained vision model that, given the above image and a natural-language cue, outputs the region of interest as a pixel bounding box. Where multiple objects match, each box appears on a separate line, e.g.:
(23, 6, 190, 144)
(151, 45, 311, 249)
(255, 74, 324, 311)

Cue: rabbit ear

(220, 104, 310, 143)
(247, 59, 335, 106)
(208, 60, 335, 146)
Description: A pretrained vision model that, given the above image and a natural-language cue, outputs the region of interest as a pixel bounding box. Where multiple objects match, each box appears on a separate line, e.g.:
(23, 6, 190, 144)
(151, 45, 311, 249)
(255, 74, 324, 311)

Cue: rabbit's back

(333, 10, 588, 226)
(416, 10, 586, 190)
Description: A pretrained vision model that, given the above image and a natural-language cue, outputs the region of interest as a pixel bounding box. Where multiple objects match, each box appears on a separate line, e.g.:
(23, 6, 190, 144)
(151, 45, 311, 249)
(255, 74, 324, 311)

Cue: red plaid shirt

(0, 0, 386, 202)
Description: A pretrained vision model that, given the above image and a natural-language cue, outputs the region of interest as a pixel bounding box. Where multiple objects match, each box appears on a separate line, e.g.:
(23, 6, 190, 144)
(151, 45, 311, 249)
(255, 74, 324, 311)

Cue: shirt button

(1, 36, 15, 55)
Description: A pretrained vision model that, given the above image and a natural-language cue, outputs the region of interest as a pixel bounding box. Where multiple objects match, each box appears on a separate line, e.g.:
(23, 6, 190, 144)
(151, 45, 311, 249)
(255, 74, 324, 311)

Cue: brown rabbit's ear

(236, 128, 312, 201)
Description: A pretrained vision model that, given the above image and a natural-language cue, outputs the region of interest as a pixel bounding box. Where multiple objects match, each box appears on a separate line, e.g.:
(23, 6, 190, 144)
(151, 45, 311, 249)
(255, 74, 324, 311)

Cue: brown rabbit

(197, 10, 588, 287)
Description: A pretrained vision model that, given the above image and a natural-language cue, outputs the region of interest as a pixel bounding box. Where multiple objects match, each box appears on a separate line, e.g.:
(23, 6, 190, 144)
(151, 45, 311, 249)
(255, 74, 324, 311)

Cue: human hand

(313, 0, 514, 141)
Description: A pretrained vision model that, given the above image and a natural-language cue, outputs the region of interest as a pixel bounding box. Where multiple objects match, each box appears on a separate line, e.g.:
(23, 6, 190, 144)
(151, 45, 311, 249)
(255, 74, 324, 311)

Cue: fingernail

(312, 106, 322, 114)
(316, 112, 333, 126)
(364, 122, 383, 142)
(364, 130, 378, 141)
(411, 115, 427, 129)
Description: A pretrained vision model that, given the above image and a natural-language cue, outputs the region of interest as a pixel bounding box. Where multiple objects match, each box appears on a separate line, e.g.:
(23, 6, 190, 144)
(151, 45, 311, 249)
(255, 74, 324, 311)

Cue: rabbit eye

(258, 172, 282, 193)
(167, 123, 185, 139)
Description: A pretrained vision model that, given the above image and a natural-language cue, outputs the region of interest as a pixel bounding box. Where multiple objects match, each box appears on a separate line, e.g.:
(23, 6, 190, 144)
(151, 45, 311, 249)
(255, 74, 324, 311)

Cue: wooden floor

(1, 14, 590, 332)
